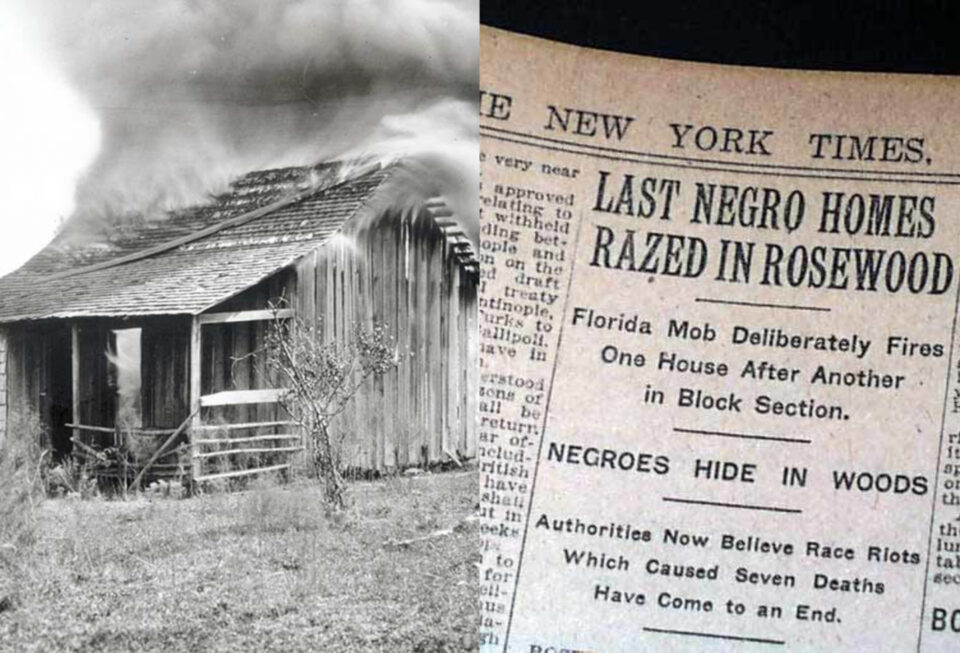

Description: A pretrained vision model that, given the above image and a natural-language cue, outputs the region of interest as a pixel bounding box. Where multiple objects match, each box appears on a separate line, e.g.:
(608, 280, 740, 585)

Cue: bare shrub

(260, 306, 397, 509)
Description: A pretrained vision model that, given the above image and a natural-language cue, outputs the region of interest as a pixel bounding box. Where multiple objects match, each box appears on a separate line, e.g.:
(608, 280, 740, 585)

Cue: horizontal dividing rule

(663, 496, 802, 514)
(480, 123, 960, 185)
(643, 626, 786, 646)
(695, 297, 831, 312)
(674, 426, 812, 445)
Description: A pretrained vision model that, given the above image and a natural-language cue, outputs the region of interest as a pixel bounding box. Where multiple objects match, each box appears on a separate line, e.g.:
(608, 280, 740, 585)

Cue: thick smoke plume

(21, 0, 478, 237)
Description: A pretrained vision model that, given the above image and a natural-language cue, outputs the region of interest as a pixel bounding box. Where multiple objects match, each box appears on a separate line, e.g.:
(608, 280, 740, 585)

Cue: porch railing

(190, 419, 302, 483)
(65, 417, 305, 487)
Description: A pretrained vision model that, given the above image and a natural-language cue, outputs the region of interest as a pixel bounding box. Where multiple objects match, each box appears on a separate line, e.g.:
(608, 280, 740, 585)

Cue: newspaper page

(479, 26, 960, 652)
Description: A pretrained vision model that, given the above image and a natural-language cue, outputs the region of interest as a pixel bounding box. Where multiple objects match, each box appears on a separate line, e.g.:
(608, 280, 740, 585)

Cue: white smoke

(0, 2, 99, 275)
(17, 0, 478, 231)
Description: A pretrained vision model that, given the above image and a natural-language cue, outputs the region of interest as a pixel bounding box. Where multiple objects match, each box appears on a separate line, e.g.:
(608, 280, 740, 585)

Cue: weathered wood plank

(200, 388, 283, 407)
(199, 308, 292, 327)
(193, 446, 303, 459)
(71, 323, 79, 443)
(397, 219, 411, 467)
(374, 222, 386, 470)
(415, 218, 429, 465)
(189, 316, 202, 480)
(458, 268, 470, 455)
(342, 236, 359, 468)
(194, 434, 301, 445)
(64, 422, 114, 434)
(193, 420, 294, 432)
(302, 251, 316, 331)
(358, 225, 373, 469)
(464, 280, 479, 458)
(429, 227, 443, 463)
(447, 262, 461, 457)
(0, 329, 6, 447)
(386, 216, 400, 468)
(67, 423, 185, 439)
(194, 463, 290, 483)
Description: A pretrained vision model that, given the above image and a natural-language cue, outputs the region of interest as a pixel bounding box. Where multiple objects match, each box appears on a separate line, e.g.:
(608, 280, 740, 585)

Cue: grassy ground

(0, 469, 478, 652)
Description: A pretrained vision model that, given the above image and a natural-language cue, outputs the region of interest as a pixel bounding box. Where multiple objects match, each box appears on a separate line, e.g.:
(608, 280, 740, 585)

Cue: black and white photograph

(0, 2, 479, 651)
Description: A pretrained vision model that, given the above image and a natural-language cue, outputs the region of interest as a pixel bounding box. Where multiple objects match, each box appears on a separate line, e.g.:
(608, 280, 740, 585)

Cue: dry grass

(0, 469, 478, 652)
(0, 414, 48, 611)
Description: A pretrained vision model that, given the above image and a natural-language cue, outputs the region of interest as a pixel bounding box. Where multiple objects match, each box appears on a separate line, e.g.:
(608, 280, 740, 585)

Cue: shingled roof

(0, 160, 474, 323)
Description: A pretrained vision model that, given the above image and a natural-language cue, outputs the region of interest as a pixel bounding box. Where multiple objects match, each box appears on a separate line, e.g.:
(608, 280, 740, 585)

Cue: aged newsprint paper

(479, 26, 960, 652)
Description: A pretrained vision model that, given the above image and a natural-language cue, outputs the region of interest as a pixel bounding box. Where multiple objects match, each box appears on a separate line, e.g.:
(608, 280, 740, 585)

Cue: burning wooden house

(0, 160, 478, 483)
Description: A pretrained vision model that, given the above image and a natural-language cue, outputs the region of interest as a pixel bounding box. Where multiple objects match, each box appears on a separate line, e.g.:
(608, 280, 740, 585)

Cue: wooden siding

(201, 272, 294, 431)
(6, 329, 47, 437)
(76, 324, 115, 445)
(141, 317, 191, 429)
(0, 328, 6, 446)
(4, 322, 73, 452)
(294, 208, 478, 471)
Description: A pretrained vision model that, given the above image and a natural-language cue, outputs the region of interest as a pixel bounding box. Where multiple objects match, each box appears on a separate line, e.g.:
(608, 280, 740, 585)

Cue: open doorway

(108, 328, 142, 431)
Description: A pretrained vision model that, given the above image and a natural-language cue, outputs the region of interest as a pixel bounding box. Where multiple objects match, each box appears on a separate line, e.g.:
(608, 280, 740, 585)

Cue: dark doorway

(47, 326, 73, 459)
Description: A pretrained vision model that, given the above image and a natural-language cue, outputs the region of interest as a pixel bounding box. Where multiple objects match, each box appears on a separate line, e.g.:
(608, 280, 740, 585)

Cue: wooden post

(189, 316, 202, 481)
(71, 323, 80, 444)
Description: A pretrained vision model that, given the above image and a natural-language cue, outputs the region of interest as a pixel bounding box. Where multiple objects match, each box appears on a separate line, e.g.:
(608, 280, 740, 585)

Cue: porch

(5, 300, 302, 488)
